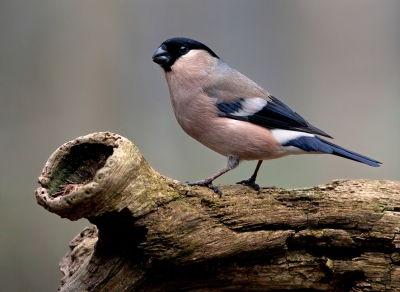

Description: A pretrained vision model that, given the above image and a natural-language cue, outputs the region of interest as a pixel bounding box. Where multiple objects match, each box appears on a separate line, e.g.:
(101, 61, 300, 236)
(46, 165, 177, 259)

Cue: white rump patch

(231, 98, 268, 117)
(271, 129, 314, 144)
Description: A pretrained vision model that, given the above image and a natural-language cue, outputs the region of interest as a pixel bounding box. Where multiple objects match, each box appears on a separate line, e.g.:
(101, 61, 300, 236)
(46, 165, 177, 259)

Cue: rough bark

(35, 132, 399, 292)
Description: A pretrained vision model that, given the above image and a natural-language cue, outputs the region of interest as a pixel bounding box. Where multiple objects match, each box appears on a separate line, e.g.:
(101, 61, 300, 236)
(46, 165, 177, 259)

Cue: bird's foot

(236, 177, 260, 193)
(185, 180, 222, 197)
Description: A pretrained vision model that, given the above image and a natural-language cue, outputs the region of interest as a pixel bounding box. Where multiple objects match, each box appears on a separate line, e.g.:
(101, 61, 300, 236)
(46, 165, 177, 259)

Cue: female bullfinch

(152, 37, 381, 196)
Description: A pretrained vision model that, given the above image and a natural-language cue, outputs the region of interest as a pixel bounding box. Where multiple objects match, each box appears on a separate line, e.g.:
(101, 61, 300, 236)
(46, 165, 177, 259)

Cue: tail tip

(369, 161, 382, 167)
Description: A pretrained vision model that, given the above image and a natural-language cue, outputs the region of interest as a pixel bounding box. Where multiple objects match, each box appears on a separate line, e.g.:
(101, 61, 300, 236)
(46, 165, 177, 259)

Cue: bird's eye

(178, 46, 189, 54)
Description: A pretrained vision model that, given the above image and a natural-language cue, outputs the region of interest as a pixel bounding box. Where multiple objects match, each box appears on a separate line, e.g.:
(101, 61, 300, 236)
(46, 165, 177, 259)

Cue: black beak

(152, 46, 169, 65)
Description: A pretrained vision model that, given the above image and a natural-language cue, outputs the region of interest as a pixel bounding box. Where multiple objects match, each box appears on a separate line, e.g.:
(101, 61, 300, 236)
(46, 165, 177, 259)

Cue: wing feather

(207, 65, 332, 138)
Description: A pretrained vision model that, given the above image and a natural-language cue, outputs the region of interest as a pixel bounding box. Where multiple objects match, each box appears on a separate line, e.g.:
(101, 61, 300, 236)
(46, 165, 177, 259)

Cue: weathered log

(35, 132, 399, 292)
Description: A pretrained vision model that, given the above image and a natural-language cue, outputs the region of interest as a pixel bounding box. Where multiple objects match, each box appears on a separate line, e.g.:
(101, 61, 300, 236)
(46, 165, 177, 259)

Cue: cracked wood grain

(35, 132, 398, 292)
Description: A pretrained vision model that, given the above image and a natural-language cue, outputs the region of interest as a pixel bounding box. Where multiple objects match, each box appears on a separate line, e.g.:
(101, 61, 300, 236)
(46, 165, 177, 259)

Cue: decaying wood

(35, 132, 399, 292)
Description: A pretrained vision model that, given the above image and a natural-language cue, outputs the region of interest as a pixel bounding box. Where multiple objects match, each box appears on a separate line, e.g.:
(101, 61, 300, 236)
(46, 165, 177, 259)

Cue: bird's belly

(178, 116, 283, 160)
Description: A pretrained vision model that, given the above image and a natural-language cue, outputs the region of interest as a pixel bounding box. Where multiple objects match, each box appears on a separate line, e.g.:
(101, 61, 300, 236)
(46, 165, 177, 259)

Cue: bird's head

(152, 37, 219, 72)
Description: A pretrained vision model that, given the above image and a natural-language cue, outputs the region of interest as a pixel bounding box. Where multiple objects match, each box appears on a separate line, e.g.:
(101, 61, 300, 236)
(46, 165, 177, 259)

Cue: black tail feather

(315, 136, 381, 167)
(283, 136, 382, 167)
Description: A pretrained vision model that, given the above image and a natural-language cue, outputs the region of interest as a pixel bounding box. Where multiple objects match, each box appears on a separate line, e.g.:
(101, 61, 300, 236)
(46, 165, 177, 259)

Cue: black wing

(216, 95, 333, 138)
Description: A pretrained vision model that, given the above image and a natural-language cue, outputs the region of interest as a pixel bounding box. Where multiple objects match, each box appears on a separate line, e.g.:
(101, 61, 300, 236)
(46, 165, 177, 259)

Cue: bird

(152, 37, 381, 196)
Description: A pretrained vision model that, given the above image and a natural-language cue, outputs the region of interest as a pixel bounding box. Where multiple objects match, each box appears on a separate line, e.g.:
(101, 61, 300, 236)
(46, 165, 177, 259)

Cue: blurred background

(0, 0, 399, 291)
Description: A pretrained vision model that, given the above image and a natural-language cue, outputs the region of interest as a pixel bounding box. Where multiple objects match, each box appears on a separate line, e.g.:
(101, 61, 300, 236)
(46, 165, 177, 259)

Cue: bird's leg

(186, 156, 239, 197)
(236, 160, 263, 193)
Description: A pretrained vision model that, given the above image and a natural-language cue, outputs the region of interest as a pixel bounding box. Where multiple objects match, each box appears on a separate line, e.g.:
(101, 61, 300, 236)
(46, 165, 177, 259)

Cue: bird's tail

(284, 136, 382, 167)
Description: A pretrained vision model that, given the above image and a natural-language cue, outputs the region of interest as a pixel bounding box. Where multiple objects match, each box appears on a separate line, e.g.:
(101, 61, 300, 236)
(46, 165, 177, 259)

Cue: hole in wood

(48, 143, 114, 197)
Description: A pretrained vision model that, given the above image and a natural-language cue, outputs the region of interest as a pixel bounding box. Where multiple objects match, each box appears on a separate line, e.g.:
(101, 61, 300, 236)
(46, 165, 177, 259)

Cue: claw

(207, 184, 222, 197)
(236, 177, 260, 193)
(186, 180, 222, 197)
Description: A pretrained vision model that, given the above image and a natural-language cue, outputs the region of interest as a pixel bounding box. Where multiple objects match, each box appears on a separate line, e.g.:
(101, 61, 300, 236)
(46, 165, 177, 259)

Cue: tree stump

(35, 132, 399, 292)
